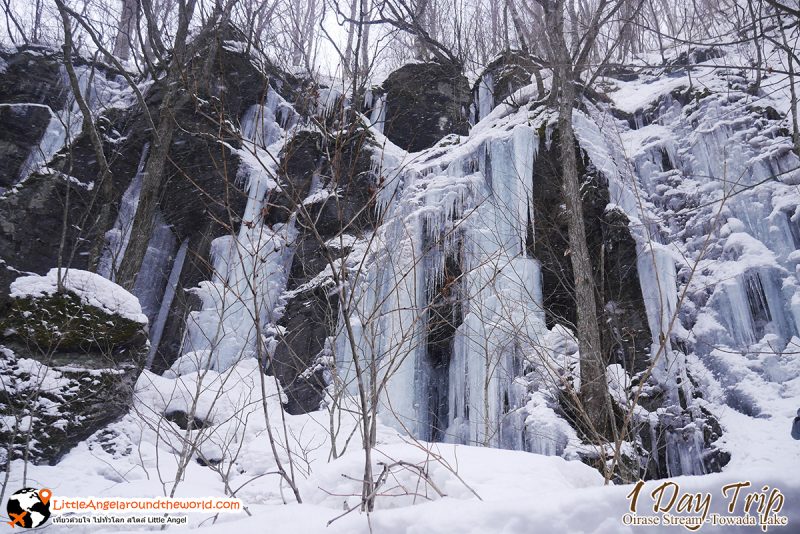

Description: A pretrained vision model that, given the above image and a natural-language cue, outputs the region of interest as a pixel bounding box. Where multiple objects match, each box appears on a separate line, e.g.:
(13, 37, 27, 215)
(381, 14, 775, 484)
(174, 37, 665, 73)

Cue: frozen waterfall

(335, 116, 566, 452)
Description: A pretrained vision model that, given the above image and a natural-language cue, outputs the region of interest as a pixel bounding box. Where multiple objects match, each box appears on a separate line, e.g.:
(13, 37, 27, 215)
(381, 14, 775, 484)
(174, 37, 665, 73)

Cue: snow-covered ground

(6, 359, 799, 533)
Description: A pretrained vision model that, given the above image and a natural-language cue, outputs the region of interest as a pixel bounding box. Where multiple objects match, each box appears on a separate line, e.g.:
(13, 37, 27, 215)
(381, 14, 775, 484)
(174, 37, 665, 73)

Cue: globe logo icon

(5, 488, 52, 528)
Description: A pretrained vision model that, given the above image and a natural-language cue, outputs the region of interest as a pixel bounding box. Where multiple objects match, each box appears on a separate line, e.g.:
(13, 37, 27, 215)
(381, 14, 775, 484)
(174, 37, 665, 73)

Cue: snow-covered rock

(0, 270, 147, 464)
(10, 268, 147, 324)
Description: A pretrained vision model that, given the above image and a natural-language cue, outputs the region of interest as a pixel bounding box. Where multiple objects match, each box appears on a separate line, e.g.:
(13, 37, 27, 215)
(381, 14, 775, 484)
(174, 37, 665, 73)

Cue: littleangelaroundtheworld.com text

(50, 497, 242, 513)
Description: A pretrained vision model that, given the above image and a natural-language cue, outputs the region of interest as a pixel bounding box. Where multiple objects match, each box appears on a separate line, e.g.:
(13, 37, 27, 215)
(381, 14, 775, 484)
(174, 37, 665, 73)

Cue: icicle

(240, 88, 299, 150)
(665, 418, 706, 477)
(17, 112, 69, 182)
(637, 242, 679, 349)
(476, 72, 494, 122)
(335, 118, 549, 446)
(369, 94, 386, 134)
(17, 64, 117, 183)
(173, 96, 299, 375)
(145, 239, 189, 369)
(97, 143, 150, 280)
(132, 210, 178, 321)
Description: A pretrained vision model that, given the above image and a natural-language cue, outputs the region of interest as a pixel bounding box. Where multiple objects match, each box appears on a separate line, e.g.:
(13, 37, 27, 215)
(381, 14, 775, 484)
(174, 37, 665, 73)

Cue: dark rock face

(0, 47, 67, 189)
(151, 274, 204, 373)
(381, 61, 470, 152)
(0, 105, 145, 308)
(423, 252, 463, 442)
(3, 291, 147, 352)
(0, 344, 144, 465)
(0, 260, 19, 309)
(0, 35, 738, 484)
(273, 283, 338, 414)
(0, 39, 367, 420)
(294, 124, 377, 241)
(0, 46, 126, 190)
(150, 34, 267, 242)
(0, 35, 308, 381)
(145, 33, 296, 372)
(0, 50, 151, 310)
(530, 132, 652, 374)
(0, 47, 67, 110)
(271, 124, 377, 414)
(471, 50, 543, 121)
(0, 171, 110, 281)
(529, 129, 727, 478)
(0, 48, 66, 188)
(0, 105, 53, 189)
(0, 38, 263, 413)
(0, 284, 147, 465)
(265, 130, 326, 226)
(668, 47, 723, 70)
(597, 63, 639, 82)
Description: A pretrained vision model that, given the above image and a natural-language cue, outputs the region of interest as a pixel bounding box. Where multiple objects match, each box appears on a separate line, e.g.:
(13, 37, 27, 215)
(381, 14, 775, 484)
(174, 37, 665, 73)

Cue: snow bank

(10, 268, 148, 324)
(303, 442, 603, 511)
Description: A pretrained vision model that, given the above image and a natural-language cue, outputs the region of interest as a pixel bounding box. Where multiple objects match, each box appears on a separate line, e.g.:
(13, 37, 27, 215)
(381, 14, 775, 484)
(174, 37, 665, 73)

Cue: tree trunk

(359, 0, 371, 78)
(116, 0, 198, 290)
(290, 0, 305, 66)
(413, 0, 430, 60)
(746, 0, 762, 94)
(113, 0, 137, 61)
(343, 0, 358, 77)
(778, 15, 800, 156)
(32, 0, 42, 42)
(557, 88, 613, 440)
(547, 0, 614, 440)
(56, 0, 114, 272)
(505, 0, 529, 51)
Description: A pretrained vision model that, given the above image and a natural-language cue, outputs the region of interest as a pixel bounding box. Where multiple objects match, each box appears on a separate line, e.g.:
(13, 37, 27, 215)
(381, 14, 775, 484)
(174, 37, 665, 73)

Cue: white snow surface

(10, 268, 147, 324)
(6, 356, 796, 533)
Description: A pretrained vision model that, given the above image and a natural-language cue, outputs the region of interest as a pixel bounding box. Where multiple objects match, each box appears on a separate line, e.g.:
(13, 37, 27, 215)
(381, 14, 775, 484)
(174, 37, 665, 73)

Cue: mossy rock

(0, 343, 142, 465)
(1, 290, 147, 353)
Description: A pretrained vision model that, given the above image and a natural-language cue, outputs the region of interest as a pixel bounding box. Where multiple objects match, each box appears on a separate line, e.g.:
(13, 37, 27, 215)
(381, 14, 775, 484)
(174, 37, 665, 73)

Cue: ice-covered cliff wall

(336, 49, 800, 479)
(4, 37, 800, 481)
(609, 56, 800, 477)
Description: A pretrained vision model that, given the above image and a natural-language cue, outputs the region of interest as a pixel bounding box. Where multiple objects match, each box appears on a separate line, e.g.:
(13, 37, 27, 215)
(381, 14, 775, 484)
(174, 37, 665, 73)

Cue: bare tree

(55, 0, 114, 271)
(764, 0, 800, 18)
(117, 0, 205, 289)
(113, 0, 138, 61)
(534, 0, 634, 440)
